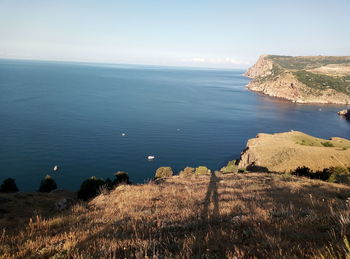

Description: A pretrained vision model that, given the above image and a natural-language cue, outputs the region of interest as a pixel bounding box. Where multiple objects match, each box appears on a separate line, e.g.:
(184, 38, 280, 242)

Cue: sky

(0, 0, 349, 68)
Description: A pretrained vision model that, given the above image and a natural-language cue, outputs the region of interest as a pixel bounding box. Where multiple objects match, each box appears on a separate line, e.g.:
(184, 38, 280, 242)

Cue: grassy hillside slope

(1, 172, 350, 258)
(238, 131, 350, 172)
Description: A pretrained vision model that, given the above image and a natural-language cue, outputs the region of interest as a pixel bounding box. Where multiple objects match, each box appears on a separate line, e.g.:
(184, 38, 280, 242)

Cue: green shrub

(195, 166, 210, 175)
(154, 167, 173, 178)
(0, 178, 19, 193)
(179, 167, 195, 177)
(114, 171, 130, 185)
(38, 175, 57, 193)
(105, 178, 114, 190)
(292, 166, 312, 177)
(328, 167, 350, 184)
(221, 160, 238, 174)
(321, 141, 334, 147)
(78, 176, 106, 201)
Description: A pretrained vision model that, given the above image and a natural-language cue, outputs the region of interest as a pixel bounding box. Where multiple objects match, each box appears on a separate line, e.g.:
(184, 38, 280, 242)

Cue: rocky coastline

(246, 55, 350, 104)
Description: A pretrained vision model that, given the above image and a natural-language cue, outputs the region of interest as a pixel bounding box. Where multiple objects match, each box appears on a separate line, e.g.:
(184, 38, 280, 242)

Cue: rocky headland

(238, 131, 350, 172)
(246, 55, 350, 104)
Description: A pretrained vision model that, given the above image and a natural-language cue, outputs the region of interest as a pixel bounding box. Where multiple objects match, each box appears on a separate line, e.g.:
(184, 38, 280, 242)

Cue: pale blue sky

(0, 0, 349, 68)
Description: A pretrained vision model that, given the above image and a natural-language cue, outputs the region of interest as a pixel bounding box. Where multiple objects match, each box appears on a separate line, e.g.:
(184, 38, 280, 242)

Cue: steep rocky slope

(246, 55, 350, 104)
(238, 131, 350, 172)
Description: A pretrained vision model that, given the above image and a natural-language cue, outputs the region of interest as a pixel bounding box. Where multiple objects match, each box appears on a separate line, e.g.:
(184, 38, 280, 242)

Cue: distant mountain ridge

(245, 55, 350, 104)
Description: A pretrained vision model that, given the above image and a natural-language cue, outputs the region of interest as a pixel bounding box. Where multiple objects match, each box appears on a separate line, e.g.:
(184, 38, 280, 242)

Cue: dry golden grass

(238, 131, 350, 172)
(1, 172, 350, 258)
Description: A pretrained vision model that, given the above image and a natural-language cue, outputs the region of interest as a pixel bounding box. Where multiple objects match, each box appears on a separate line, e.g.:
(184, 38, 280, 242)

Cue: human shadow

(200, 171, 220, 222)
(191, 171, 226, 258)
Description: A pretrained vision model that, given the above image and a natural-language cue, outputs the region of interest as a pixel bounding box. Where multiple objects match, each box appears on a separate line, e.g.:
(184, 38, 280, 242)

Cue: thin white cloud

(182, 57, 251, 67)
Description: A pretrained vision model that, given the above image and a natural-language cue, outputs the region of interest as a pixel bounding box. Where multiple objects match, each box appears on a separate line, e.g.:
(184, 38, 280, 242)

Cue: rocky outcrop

(237, 131, 350, 172)
(338, 109, 350, 120)
(246, 55, 350, 104)
(245, 55, 273, 78)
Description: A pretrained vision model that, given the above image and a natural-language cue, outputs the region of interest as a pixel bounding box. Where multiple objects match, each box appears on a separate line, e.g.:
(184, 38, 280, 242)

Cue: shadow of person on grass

(191, 171, 227, 258)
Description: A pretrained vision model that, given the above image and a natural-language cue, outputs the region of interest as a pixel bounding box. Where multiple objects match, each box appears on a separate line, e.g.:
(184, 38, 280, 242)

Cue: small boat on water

(122, 133, 126, 136)
(147, 156, 155, 160)
(53, 165, 59, 172)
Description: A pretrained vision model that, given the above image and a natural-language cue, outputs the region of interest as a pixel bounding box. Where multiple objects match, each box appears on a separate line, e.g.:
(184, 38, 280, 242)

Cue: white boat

(147, 156, 155, 160)
(122, 133, 126, 136)
(53, 165, 59, 172)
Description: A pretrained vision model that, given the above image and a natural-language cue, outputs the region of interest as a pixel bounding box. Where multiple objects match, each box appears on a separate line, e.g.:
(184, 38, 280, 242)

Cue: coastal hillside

(246, 55, 350, 104)
(2, 172, 350, 258)
(238, 131, 350, 172)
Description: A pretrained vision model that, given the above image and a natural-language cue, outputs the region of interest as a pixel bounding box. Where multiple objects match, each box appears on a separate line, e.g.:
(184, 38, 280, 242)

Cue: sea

(0, 59, 349, 191)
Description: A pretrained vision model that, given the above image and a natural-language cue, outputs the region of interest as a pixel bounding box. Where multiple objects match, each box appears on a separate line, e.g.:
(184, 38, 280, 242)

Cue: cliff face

(238, 131, 350, 172)
(246, 55, 350, 104)
(245, 55, 273, 78)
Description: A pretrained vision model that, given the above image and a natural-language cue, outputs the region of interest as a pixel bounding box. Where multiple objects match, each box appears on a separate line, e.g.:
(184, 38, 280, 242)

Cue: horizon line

(0, 56, 251, 71)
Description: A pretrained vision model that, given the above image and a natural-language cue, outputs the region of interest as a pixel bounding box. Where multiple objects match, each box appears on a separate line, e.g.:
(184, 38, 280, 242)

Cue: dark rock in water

(338, 109, 350, 120)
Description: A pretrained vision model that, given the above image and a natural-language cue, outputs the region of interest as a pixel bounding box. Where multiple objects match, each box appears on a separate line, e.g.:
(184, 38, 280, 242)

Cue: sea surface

(0, 59, 349, 191)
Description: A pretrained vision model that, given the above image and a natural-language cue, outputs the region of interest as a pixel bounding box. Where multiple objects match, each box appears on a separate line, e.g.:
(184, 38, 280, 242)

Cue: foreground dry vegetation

(1, 172, 350, 258)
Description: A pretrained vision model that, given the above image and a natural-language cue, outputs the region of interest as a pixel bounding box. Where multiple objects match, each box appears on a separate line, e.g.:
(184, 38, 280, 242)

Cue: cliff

(246, 55, 350, 104)
(238, 131, 350, 172)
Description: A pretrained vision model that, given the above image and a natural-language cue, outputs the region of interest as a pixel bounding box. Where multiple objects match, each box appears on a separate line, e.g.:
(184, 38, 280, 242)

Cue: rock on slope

(246, 55, 350, 104)
(238, 131, 350, 172)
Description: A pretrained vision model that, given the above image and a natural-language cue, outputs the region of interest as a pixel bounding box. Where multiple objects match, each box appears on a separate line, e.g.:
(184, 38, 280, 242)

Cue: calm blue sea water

(0, 59, 349, 191)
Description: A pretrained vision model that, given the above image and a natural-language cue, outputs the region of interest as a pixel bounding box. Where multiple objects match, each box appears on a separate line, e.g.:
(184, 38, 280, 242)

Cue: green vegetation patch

(78, 176, 106, 201)
(293, 70, 350, 94)
(328, 167, 350, 184)
(220, 160, 238, 174)
(321, 141, 334, 147)
(268, 55, 350, 70)
(0, 178, 19, 193)
(38, 175, 57, 193)
(179, 167, 195, 177)
(291, 166, 350, 185)
(294, 134, 350, 149)
(155, 167, 173, 178)
(195, 166, 210, 175)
